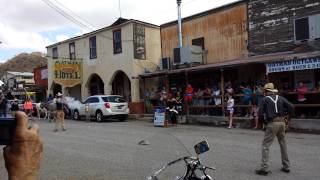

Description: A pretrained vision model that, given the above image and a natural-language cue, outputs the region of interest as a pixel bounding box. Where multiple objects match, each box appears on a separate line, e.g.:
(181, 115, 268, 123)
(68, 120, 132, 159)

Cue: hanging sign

(266, 56, 320, 74)
(133, 23, 146, 60)
(53, 59, 82, 87)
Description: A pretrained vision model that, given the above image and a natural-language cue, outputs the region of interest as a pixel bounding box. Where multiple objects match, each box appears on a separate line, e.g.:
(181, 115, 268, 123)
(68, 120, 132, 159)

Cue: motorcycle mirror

(194, 140, 210, 155)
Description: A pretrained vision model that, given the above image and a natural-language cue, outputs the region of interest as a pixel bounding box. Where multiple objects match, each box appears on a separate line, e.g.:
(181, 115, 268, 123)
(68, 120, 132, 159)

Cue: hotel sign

(266, 57, 320, 74)
(53, 59, 82, 87)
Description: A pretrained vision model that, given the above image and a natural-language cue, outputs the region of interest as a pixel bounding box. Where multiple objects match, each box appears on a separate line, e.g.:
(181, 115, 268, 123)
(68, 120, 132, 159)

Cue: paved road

(1, 119, 320, 180)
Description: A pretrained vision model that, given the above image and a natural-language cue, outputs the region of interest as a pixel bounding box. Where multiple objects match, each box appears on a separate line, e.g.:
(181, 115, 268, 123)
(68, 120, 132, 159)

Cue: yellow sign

(53, 59, 82, 87)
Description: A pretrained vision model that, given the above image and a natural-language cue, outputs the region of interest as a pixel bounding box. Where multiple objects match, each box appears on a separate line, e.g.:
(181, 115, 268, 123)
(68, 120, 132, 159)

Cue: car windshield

(102, 96, 126, 103)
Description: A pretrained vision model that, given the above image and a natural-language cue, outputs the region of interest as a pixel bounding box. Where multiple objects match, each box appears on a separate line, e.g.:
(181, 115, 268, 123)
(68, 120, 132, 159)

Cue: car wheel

(96, 111, 103, 122)
(73, 110, 80, 120)
(118, 115, 127, 122)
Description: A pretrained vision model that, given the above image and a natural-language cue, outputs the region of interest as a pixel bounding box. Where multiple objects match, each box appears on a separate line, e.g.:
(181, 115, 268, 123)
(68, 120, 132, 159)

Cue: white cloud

(56, 34, 70, 42)
(0, 0, 239, 61)
(0, 22, 52, 52)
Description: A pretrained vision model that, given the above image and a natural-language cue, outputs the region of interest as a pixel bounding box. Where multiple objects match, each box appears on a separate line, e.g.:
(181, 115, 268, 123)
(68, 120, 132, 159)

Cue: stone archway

(87, 74, 105, 96)
(111, 71, 131, 101)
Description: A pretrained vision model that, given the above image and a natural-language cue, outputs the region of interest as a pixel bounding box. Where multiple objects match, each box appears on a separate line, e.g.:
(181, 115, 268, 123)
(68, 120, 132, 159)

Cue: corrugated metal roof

(7, 71, 34, 76)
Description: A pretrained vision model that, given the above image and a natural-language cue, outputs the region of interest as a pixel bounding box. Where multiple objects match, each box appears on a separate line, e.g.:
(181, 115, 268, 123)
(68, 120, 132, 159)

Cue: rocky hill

(0, 52, 47, 77)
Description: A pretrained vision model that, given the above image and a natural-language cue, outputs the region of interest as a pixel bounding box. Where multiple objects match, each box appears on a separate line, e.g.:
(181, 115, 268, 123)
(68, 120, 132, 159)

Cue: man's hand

(3, 111, 43, 180)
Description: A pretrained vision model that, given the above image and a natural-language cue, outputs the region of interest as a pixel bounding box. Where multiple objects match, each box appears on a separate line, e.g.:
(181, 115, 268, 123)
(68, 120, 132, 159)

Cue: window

(22, 76, 33, 79)
(113, 29, 122, 54)
(91, 97, 100, 103)
(295, 18, 309, 40)
(52, 47, 58, 59)
(295, 14, 320, 41)
(89, 36, 97, 59)
(192, 37, 205, 49)
(102, 96, 126, 103)
(69, 42, 76, 60)
(84, 97, 99, 104)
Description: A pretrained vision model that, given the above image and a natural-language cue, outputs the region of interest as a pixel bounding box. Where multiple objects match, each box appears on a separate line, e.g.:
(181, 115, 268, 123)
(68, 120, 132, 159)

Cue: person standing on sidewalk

(255, 83, 294, 176)
(226, 93, 235, 129)
(54, 92, 66, 132)
(10, 96, 20, 117)
(0, 90, 8, 117)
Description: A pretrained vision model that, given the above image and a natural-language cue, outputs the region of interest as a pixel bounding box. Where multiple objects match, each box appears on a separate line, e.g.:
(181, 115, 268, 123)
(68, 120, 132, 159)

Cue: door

(89, 97, 100, 116)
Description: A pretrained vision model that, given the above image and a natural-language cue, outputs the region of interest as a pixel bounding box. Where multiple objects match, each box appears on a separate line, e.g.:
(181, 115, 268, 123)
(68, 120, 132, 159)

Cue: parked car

(64, 96, 82, 118)
(72, 95, 129, 122)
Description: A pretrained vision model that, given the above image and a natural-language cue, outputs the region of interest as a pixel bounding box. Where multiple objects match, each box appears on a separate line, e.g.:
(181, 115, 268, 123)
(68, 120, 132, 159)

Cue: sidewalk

(129, 114, 320, 133)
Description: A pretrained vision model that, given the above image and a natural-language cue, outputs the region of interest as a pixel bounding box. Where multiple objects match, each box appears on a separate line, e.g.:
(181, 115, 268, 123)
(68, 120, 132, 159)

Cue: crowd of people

(144, 79, 319, 129)
(0, 89, 68, 132)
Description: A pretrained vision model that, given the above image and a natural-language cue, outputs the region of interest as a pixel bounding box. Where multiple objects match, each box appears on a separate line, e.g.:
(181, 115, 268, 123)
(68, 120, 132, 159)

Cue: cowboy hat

(56, 92, 63, 96)
(264, 83, 278, 93)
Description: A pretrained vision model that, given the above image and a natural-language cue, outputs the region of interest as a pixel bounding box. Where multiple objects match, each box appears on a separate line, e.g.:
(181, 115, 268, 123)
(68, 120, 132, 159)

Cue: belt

(272, 117, 285, 122)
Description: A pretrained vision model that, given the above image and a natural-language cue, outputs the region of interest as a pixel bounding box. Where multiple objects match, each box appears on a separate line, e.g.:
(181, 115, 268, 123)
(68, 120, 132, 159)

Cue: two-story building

(140, 0, 320, 128)
(46, 18, 161, 113)
(141, 0, 250, 115)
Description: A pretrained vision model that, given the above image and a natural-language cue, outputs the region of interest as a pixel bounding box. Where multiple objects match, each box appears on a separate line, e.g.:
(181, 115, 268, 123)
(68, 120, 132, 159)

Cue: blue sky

(0, 0, 238, 63)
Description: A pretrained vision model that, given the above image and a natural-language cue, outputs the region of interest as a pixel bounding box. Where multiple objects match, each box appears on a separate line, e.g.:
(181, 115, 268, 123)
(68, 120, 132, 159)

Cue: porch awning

(139, 51, 320, 78)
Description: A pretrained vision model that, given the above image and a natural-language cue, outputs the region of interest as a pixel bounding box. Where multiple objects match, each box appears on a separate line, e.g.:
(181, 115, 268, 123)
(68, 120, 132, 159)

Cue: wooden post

(142, 77, 146, 114)
(266, 73, 270, 83)
(185, 71, 190, 123)
(220, 68, 225, 116)
(165, 74, 169, 93)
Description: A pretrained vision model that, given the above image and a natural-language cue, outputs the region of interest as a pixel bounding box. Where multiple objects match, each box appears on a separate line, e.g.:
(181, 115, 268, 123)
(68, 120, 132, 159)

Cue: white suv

(72, 95, 129, 122)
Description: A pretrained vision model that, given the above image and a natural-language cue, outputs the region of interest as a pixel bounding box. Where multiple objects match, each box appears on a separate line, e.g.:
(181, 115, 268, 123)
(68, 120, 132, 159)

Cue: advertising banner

(266, 56, 320, 74)
(133, 23, 146, 60)
(53, 59, 82, 87)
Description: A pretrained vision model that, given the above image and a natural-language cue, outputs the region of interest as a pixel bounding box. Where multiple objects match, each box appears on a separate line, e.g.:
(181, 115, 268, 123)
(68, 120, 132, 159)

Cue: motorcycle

(147, 140, 215, 180)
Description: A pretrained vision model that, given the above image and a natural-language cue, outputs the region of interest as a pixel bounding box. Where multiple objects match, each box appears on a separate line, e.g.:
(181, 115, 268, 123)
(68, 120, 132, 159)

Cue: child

(226, 94, 235, 129)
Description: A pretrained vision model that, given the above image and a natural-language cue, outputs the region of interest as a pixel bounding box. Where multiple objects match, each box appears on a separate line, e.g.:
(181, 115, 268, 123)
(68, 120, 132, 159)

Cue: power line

(40, 0, 94, 31)
(50, 0, 96, 30)
(40, 0, 134, 42)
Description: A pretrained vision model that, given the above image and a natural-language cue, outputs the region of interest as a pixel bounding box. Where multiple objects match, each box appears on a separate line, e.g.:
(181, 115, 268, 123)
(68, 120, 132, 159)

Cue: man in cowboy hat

(255, 83, 294, 176)
(54, 92, 66, 132)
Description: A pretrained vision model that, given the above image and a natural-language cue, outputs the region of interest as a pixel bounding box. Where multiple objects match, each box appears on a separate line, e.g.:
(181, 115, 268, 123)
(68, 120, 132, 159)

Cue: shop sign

(266, 56, 320, 74)
(53, 59, 82, 87)
(41, 69, 48, 80)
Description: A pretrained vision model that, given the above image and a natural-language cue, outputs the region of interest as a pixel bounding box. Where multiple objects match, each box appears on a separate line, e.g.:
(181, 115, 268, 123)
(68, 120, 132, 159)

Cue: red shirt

(297, 85, 308, 102)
